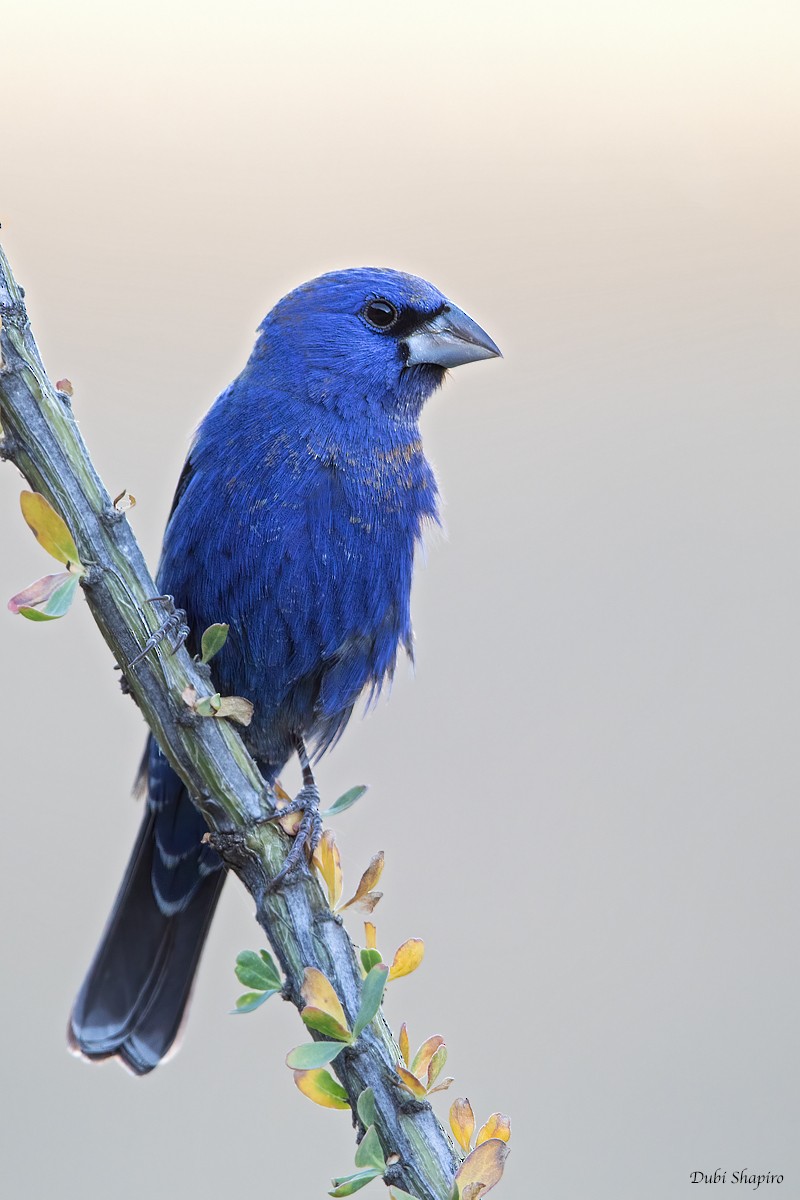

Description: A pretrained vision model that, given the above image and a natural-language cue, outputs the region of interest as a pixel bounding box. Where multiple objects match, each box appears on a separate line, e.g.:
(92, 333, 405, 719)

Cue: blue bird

(68, 268, 500, 1073)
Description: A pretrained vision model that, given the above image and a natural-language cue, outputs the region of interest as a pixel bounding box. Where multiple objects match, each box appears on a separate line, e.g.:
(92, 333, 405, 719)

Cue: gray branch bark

(0, 241, 460, 1200)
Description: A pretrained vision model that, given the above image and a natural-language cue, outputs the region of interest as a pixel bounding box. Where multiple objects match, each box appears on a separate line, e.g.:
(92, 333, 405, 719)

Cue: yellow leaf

(20, 491, 83, 572)
(410, 1035, 444, 1085)
(293, 1068, 350, 1110)
(214, 695, 254, 726)
(426, 1042, 448, 1088)
(300, 967, 349, 1034)
(453, 1139, 509, 1197)
(449, 1097, 475, 1152)
(388, 938, 424, 981)
(364, 921, 377, 950)
(312, 830, 343, 907)
(340, 851, 384, 911)
(398, 1022, 410, 1067)
(476, 1113, 511, 1146)
(396, 1065, 427, 1099)
(271, 783, 303, 835)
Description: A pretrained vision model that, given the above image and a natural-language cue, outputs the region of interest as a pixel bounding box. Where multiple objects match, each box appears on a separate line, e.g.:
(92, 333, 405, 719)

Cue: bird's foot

(128, 595, 190, 667)
(265, 783, 323, 890)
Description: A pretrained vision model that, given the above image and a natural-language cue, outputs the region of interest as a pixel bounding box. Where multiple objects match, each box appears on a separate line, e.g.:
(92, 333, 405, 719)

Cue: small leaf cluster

(448, 1099, 511, 1199)
(313, 831, 383, 914)
(232, 949, 282, 1014)
(181, 623, 254, 726)
(230, 807, 512, 1198)
(395, 1024, 453, 1099)
(8, 491, 85, 620)
(328, 1091, 387, 1195)
(287, 963, 388, 1073)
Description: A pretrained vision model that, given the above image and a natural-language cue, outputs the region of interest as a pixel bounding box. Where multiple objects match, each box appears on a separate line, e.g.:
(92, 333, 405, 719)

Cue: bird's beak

(404, 304, 502, 368)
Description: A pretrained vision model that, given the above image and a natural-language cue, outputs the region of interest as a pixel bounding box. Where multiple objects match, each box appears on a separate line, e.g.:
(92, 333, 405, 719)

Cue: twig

(0, 241, 460, 1200)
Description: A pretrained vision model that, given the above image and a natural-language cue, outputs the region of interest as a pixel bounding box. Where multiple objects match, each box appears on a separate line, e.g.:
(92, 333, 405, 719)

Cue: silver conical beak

(404, 303, 502, 368)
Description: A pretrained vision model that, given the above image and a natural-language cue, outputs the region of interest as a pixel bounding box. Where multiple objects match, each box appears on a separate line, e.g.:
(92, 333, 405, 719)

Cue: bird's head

(253, 267, 501, 424)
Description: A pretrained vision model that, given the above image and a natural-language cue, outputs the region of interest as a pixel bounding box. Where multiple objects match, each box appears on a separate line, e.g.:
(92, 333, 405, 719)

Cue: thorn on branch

(101, 503, 126, 527)
(0, 432, 19, 462)
(177, 704, 201, 728)
(79, 564, 104, 588)
(203, 828, 252, 869)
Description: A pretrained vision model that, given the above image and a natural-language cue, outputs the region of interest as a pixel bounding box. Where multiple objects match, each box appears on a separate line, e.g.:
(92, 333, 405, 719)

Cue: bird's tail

(69, 747, 225, 1075)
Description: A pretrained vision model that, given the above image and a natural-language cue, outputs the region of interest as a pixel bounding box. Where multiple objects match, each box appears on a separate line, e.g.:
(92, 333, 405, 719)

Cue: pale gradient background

(2, 3, 799, 1197)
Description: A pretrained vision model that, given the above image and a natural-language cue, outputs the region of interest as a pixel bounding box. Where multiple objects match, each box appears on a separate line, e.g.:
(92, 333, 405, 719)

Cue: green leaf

(329, 1168, 383, 1196)
(234, 949, 281, 992)
(231, 990, 278, 1014)
(352, 963, 388, 1040)
(195, 691, 222, 716)
(356, 1087, 376, 1129)
(300, 1008, 353, 1042)
(390, 1191, 420, 1200)
(9, 572, 79, 620)
(285, 1041, 345, 1070)
(360, 948, 383, 973)
(354, 1124, 386, 1173)
(19, 491, 83, 570)
(323, 784, 368, 817)
(200, 622, 229, 663)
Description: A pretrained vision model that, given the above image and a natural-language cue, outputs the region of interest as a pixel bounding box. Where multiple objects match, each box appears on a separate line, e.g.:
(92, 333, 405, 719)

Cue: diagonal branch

(0, 241, 460, 1200)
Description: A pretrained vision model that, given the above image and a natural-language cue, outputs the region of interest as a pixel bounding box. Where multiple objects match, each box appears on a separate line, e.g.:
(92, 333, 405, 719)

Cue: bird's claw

(266, 784, 323, 890)
(128, 595, 189, 667)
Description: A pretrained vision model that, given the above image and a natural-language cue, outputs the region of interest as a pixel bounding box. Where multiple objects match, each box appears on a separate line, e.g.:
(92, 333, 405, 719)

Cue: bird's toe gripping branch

(265, 738, 324, 889)
(128, 594, 190, 667)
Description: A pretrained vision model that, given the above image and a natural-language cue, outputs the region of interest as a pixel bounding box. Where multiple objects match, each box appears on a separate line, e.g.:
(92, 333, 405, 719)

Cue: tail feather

(69, 754, 225, 1075)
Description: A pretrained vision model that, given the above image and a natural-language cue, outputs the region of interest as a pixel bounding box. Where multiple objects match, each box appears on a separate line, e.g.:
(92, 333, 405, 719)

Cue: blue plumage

(69, 268, 500, 1072)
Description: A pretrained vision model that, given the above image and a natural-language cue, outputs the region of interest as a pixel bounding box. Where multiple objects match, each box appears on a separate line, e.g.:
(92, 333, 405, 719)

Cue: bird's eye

(363, 299, 399, 330)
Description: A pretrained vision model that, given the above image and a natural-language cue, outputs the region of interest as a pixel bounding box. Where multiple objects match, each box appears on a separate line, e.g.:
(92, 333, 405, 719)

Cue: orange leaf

(453, 1139, 509, 1197)
(312, 829, 342, 907)
(476, 1113, 511, 1146)
(449, 1097, 475, 1152)
(396, 1065, 427, 1099)
(300, 967, 349, 1033)
(398, 1022, 410, 1067)
(426, 1043, 448, 1088)
(364, 921, 377, 950)
(388, 938, 424, 981)
(410, 1035, 444, 1085)
(273, 785, 303, 835)
(275, 811, 302, 835)
(340, 851, 384, 911)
